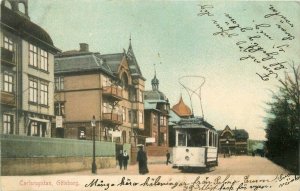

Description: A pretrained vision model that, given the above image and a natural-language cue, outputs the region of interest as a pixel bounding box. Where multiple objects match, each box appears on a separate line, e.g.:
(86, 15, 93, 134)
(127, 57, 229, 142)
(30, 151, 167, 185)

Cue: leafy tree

(265, 63, 300, 173)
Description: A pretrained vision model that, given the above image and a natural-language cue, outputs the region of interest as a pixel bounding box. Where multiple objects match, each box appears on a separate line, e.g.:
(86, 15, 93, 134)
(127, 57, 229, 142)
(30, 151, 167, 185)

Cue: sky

(28, 0, 300, 140)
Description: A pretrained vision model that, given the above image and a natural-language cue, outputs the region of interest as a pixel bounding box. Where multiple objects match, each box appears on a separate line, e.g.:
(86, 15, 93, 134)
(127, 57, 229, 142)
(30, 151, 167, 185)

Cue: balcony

(1, 91, 16, 107)
(1, 47, 15, 66)
(102, 113, 123, 125)
(102, 86, 123, 101)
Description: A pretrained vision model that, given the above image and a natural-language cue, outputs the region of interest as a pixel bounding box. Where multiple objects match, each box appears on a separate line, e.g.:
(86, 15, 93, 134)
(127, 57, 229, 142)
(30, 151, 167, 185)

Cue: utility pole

(91, 115, 97, 174)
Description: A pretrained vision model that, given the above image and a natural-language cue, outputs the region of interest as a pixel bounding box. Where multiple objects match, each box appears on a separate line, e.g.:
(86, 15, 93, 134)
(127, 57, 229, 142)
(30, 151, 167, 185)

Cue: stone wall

(0, 134, 126, 175)
(2, 156, 115, 175)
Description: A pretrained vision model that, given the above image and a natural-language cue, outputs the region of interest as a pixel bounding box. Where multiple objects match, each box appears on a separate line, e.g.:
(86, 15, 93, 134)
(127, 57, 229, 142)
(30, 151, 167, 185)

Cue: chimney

(79, 43, 89, 52)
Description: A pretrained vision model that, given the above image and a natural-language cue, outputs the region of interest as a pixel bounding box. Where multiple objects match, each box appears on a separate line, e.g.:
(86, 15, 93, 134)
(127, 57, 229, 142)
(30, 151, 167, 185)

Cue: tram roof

(173, 117, 216, 131)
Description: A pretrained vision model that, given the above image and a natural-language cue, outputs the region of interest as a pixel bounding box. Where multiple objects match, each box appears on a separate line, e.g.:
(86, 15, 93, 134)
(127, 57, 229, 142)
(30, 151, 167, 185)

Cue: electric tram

(172, 76, 218, 171)
(172, 117, 218, 170)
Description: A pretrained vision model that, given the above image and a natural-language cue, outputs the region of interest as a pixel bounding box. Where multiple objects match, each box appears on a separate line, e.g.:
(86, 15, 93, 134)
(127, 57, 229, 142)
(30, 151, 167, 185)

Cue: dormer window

(18, 2, 25, 14)
(3, 0, 11, 9)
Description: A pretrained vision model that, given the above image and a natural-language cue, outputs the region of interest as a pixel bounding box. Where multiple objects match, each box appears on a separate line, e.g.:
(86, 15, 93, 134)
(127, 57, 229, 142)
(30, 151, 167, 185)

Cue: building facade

(53, 42, 145, 148)
(143, 73, 170, 155)
(218, 125, 249, 155)
(0, 0, 60, 137)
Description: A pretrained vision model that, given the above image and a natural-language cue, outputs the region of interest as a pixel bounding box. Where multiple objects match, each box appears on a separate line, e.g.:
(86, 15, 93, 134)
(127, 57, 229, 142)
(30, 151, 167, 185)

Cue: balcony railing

(1, 91, 16, 106)
(103, 86, 123, 100)
(102, 113, 123, 125)
(1, 47, 15, 65)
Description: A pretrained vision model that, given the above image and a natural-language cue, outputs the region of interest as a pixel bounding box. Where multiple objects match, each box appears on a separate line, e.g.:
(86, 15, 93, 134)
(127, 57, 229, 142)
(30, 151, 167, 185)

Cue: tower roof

(172, 96, 192, 117)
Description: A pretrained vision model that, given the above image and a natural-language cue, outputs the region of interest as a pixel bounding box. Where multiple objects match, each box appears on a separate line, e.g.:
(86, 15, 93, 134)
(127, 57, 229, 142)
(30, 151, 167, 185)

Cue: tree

(265, 63, 300, 173)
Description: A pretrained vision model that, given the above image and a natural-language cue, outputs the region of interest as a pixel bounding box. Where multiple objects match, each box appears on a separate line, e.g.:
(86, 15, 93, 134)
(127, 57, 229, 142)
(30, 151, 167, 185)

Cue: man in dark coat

(166, 150, 171, 165)
(117, 150, 123, 170)
(123, 150, 129, 170)
(136, 145, 149, 174)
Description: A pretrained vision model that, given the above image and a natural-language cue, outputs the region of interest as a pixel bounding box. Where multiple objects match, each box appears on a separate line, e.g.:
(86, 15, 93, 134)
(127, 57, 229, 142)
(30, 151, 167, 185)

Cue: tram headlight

(186, 149, 189, 152)
(185, 156, 190, 161)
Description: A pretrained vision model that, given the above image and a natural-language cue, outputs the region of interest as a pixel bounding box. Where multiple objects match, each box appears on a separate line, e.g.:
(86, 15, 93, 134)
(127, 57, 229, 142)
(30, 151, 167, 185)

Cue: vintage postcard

(0, 0, 300, 190)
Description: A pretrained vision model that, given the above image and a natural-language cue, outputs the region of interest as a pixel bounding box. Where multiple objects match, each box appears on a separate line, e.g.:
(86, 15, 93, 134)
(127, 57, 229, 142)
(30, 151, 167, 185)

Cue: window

(4, 36, 13, 51)
(4, 1, 12, 9)
(40, 83, 48, 105)
(31, 121, 38, 136)
(129, 88, 137, 101)
(209, 131, 213, 146)
(40, 49, 48, 71)
(103, 102, 112, 113)
(3, 114, 13, 134)
(55, 102, 65, 116)
(29, 79, 38, 103)
(139, 90, 143, 102)
(3, 74, 13, 92)
(153, 114, 157, 125)
(129, 110, 137, 124)
(178, 133, 186, 146)
(29, 44, 38, 67)
(160, 116, 165, 126)
(54, 77, 64, 91)
(139, 111, 143, 124)
(18, 2, 25, 14)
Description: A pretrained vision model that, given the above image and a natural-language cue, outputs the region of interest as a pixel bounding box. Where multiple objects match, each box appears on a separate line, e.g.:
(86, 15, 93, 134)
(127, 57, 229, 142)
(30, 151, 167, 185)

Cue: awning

(28, 117, 50, 123)
(26, 117, 51, 136)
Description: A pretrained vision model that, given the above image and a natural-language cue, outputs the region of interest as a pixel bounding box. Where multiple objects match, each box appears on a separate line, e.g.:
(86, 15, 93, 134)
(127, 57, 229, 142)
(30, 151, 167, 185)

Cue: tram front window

(187, 129, 206, 147)
(178, 133, 186, 146)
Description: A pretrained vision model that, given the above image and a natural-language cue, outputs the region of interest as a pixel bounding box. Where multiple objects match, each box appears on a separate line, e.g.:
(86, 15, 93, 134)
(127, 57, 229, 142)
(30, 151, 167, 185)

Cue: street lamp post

(226, 139, 229, 158)
(91, 115, 97, 174)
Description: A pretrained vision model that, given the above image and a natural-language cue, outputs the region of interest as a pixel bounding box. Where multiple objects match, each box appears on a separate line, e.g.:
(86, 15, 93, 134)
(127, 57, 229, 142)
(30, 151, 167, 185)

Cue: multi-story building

(0, 0, 60, 137)
(53, 42, 145, 148)
(143, 73, 170, 155)
(218, 125, 249, 155)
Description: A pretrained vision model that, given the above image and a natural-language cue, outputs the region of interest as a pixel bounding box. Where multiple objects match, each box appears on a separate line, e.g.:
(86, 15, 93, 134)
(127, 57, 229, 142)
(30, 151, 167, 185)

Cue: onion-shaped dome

(172, 96, 192, 117)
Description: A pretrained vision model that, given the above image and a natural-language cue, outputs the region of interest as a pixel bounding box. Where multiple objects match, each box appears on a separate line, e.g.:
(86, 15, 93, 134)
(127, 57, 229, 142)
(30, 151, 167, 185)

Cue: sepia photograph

(0, 0, 299, 190)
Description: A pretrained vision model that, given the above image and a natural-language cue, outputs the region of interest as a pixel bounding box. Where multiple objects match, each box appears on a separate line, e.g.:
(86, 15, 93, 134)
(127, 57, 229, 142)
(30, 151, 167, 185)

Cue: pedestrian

(136, 145, 149, 175)
(117, 150, 123, 170)
(123, 150, 129, 170)
(166, 150, 171, 165)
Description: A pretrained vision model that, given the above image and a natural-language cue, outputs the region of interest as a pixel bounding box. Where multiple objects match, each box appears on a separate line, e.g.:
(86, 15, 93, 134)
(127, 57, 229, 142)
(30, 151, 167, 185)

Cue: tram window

(209, 132, 213, 146)
(186, 129, 206, 147)
(178, 133, 186, 146)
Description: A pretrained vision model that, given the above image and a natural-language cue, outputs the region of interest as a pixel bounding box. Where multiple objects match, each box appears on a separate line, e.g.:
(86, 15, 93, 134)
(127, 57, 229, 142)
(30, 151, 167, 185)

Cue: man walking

(123, 150, 129, 170)
(166, 150, 171, 165)
(117, 150, 123, 170)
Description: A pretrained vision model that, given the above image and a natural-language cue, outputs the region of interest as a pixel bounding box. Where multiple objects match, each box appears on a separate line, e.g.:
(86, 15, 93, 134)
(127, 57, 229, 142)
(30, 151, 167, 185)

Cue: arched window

(18, 2, 25, 13)
(4, 0, 12, 9)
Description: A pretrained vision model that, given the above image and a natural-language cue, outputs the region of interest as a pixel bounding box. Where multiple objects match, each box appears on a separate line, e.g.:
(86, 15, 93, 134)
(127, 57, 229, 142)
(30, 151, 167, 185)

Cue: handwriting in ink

(264, 4, 294, 27)
(275, 24, 295, 40)
(197, 4, 214, 17)
(85, 179, 112, 190)
(212, 20, 238, 37)
(117, 177, 139, 186)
